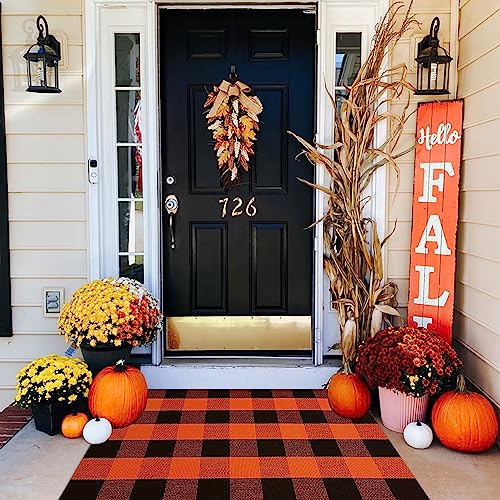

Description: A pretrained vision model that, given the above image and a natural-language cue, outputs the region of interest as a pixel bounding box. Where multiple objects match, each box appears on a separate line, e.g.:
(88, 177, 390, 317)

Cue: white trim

(85, 0, 101, 280)
(86, 0, 388, 372)
(145, 0, 163, 364)
(316, 0, 388, 358)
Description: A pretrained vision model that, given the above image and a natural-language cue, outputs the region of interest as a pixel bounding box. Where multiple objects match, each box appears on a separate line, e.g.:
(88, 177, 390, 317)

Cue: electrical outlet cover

(42, 288, 65, 317)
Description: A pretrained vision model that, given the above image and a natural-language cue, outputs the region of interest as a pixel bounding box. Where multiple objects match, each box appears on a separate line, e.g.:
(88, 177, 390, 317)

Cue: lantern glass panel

(25, 44, 60, 93)
(28, 58, 58, 90)
(415, 53, 451, 95)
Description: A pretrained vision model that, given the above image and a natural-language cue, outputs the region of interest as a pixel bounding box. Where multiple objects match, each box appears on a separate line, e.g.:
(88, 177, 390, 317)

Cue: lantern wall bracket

(36, 15, 61, 65)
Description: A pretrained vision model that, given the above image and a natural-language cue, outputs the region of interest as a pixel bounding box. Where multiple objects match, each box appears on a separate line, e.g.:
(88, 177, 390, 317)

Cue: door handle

(165, 194, 179, 249)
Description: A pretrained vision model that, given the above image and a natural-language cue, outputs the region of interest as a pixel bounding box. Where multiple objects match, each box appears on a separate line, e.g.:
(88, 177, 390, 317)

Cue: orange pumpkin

(61, 412, 89, 439)
(88, 360, 148, 428)
(432, 374, 499, 453)
(327, 367, 371, 419)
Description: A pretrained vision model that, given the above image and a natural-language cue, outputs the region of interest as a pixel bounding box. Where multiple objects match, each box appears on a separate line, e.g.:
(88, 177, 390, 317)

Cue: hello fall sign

(408, 99, 463, 344)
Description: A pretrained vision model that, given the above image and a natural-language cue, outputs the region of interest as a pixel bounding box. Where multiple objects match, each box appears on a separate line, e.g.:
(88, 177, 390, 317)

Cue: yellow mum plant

(58, 277, 162, 348)
(14, 355, 92, 409)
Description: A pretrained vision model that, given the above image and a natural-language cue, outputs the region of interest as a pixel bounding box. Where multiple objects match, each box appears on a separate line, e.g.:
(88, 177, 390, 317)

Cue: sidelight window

(334, 32, 361, 111)
(114, 33, 144, 282)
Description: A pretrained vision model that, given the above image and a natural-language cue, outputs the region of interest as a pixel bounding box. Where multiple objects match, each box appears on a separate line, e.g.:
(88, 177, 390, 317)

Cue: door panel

(191, 223, 228, 313)
(251, 223, 287, 312)
(160, 10, 315, 352)
(251, 85, 288, 193)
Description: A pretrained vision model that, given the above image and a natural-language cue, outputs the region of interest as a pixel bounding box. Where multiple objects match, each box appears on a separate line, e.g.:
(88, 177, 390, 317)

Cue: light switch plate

(42, 288, 65, 317)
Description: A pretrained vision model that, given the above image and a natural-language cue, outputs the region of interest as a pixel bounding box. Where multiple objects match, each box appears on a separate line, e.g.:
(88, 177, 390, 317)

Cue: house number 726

(218, 197, 257, 218)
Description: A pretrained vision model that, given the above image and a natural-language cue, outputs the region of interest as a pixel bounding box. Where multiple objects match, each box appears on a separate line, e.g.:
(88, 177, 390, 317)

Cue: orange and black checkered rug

(61, 390, 428, 500)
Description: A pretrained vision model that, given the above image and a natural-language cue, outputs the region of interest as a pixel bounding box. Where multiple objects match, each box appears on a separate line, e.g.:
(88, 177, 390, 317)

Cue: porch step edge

(141, 363, 340, 389)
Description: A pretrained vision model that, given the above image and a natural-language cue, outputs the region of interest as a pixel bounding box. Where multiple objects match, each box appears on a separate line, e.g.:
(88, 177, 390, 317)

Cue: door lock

(165, 194, 179, 249)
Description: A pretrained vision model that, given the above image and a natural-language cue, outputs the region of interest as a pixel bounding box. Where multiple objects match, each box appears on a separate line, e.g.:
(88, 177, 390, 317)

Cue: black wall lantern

(415, 17, 452, 95)
(23, 16, 61, 93)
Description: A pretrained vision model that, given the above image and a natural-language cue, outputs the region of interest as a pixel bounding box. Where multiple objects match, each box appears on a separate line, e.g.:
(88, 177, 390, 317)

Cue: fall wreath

(204, 79, 263, 189)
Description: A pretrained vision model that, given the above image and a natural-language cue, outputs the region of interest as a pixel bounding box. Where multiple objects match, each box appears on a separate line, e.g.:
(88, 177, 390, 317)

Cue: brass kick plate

(167, 316, 311, 351)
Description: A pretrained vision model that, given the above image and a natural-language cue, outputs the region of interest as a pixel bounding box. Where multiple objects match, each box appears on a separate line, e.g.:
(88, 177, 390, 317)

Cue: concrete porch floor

(0, 417, 498, 500)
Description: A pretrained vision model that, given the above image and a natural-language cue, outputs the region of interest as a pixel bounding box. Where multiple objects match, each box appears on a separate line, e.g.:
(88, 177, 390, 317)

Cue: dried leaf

(374, 304, 401, 316)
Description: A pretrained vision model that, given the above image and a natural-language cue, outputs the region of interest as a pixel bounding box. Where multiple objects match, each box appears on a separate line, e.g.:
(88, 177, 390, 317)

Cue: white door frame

(85, 0, 388, 369)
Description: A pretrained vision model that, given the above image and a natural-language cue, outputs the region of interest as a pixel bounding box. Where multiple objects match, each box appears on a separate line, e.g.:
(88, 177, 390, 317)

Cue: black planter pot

(80, 344, 132, 375)
(32, 401, 77, 436)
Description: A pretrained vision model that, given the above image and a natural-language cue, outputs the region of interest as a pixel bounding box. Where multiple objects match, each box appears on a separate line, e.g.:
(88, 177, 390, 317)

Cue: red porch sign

(408, 99, 463, 344)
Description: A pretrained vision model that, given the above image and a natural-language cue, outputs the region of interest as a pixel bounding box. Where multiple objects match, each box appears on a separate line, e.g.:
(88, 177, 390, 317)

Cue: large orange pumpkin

(327, 367, 371, 419)
(432, 374, 499, 453)
(88, 360, 148, 428)
(61, 412, 89, 438)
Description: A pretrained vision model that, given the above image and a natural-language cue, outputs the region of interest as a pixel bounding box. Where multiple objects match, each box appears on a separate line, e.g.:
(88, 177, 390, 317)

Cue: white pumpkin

(83, 416, 112, 445)
(403, 421, 433, 449)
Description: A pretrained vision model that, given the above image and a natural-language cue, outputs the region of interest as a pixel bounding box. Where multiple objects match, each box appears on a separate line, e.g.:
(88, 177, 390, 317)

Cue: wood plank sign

(408, 99, 464, 344)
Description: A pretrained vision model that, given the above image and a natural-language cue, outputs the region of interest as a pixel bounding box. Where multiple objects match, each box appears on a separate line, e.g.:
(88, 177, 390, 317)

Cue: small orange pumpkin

(61, 412, 89, 439)
(432, 374, 499, 453)
(327, 366, 371, 419)
(88, 360, 148, 428)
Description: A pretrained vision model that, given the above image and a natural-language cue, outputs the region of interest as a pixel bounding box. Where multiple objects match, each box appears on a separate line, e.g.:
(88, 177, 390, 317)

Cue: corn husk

(290, 1, 418, 365)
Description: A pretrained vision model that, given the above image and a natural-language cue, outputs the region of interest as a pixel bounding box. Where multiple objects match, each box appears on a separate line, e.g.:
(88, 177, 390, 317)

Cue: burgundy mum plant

(356, 326, 462, 398)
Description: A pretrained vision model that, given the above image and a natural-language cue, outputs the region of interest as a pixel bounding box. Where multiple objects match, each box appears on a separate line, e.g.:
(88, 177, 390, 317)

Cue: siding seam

(459, 188, 500, 193)
(7, 133, 85, 137)
(454, 338, 500, 374)
(457, 249, 500, 265)
(8, 161, 85, 165)
(0, 359, 43, 363)
(458, 40, 500, 71)
(463, 114, 500, 131)
(455, 309, 500, 338)
(458, 220, 500, 228)
(461, 151, 500, 161)
(458, 6, 500, 39)
(5, 103, 84, 107)
(10, 274, 87, 280)
(7, 192, 86, 195)
(10, 332, 59, 336)
(9, 247, 86, 251)
(456, 279, 500, 302)
(457, 77, 500, 99)
(3, 13, 82, 17)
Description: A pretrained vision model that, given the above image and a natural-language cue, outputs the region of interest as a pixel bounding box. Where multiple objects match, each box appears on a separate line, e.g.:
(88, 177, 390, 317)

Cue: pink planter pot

(378, 387, 430, 433)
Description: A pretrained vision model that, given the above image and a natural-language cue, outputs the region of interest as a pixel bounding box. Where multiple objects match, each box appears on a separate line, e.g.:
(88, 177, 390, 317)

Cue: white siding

(0, 1, 86, 410)
(386, 0, 454, 319)
(456, 0, 500, 410)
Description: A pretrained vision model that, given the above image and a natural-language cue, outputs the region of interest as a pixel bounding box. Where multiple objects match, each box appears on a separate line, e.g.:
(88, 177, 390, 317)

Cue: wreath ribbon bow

(206, 80, 263, 120)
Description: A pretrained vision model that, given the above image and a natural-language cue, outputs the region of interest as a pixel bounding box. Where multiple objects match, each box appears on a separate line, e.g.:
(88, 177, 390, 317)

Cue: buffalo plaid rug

(61, 390, 428, 500)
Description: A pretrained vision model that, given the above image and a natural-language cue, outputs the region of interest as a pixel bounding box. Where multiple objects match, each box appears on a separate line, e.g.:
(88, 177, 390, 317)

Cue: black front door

(160, 10, 315, 353)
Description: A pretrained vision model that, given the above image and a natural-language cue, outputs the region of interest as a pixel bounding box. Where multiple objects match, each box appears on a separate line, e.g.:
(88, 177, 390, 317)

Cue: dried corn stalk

(290, 2, 418, 367)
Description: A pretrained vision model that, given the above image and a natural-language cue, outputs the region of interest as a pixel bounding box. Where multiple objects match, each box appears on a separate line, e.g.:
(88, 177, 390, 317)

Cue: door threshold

(141, 359, 340, 389)
(162, 356, 315, 366)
